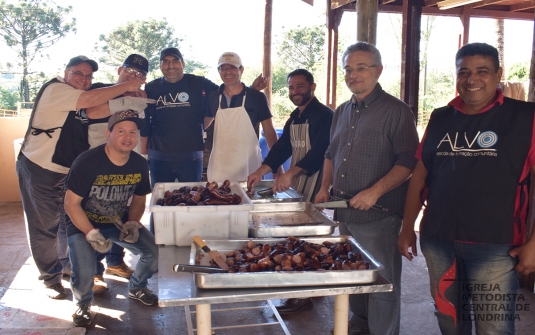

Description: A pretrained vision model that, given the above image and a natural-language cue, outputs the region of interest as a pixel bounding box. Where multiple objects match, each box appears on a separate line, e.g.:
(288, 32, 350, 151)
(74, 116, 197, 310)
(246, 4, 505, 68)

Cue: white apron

(290, 120, 320, 202)
(207, 93, 262, 182)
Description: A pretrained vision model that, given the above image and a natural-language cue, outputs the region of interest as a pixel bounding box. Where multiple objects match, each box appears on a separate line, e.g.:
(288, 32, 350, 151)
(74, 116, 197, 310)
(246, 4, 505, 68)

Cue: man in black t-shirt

(64, 111, 158, 327)
(140, 47, 269, 186)
(58, 54, 151, 294)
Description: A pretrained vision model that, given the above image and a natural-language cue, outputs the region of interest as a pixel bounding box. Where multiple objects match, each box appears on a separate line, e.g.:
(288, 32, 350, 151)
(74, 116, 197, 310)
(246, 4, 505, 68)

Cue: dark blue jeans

(148, 158, 203, 188)
(148, 158, 203, 233)
(420, 235, 518, 335)
(96, 243, 126, 275)
(68, 227, 158, 306)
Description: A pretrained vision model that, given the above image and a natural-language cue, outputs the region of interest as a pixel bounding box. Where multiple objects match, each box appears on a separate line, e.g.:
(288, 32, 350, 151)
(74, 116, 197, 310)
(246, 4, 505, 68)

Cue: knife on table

(312, 199, 389, 212)
(192, 236, 229, 270)
(173, 264, 228, 274)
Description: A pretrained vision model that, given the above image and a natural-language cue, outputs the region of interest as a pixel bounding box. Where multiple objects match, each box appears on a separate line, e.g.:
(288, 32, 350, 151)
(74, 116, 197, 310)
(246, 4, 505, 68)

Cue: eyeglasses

(343, 65, 376, 76)
(123, 67, 146, 79)
(69, 71, 93, 81)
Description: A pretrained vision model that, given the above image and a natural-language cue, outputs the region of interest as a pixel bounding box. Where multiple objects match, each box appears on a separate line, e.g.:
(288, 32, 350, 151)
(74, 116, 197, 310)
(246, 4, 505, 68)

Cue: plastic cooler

(150, 181, 253, 246)
(259, 128, 291, 179)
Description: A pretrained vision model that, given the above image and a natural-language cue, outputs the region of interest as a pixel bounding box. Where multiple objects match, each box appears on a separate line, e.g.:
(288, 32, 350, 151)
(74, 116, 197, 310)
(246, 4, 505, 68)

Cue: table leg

(196, 304, 211, 335)
(333, 294, 349, 335)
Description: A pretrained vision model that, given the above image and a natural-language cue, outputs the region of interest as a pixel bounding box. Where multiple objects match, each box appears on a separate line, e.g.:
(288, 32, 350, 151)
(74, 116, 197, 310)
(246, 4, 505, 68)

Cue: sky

(1, 0, 533, 86)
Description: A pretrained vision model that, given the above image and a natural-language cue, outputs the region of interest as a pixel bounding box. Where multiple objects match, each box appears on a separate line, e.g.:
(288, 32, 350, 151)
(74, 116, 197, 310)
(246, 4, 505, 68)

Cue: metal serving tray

(188, 236, 383, 289)
(249, 202, 337, 237)
(240, 180, 304, 203)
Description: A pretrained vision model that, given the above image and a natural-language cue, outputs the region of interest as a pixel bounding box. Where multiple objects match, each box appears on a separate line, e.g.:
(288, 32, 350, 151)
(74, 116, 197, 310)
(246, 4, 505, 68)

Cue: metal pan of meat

(188, 236, 383, 289)
(240, 180, 304, 203)
(248, 202, 337, 237)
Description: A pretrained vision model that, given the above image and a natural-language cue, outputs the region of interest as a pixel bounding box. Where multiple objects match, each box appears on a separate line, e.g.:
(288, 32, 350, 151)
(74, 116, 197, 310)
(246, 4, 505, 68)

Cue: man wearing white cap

(205, 52, 278, 182)
(141, 48, 268, 187)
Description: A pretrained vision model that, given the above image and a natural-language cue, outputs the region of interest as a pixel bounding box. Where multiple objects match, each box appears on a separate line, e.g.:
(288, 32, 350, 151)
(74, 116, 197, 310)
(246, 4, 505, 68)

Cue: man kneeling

(64, 110, 158, 327)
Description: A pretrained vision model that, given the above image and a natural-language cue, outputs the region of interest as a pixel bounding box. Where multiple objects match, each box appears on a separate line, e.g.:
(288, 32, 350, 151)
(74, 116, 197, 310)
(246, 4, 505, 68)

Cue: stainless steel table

(158, 245, 393, 335)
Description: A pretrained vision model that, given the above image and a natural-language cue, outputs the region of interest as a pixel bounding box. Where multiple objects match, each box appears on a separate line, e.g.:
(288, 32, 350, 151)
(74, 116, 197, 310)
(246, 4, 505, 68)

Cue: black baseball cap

(160, 47, 183, 60)
(66, 55, 98, 71)
(122, 54, 149, 74)
(108, 110, 146, 130)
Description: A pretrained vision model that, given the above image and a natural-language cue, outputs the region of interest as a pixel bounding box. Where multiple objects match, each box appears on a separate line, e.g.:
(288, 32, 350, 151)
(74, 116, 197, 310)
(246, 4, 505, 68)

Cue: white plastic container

(150, 182, 253, 246)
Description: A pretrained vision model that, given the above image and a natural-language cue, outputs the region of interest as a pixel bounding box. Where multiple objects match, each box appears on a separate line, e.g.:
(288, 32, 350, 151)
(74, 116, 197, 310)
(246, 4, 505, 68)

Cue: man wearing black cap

(141, 47, 268, 188)
(64, 110, 157, 327)
(16, 55, 146, 300)
(57, 54, 152, 295)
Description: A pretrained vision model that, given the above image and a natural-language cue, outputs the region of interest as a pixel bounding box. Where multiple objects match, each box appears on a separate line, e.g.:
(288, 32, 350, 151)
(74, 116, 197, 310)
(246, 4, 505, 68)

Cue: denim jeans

(68, 227, 158, 306)
(420, 235, 518, 335)
(57, 200, 72, 274)
(339, 215, 402, 335)
(149, 158, 203, 188)
(96, 242, 126, 275)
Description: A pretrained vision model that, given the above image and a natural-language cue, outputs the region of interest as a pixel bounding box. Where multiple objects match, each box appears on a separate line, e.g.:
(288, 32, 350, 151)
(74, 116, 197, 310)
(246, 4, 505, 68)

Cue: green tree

(95, 18, 209, 79)
(184, 59, 209, 77)
(507, 62, 529, 81)
(0, 85, 19, 110)
(0, 0, 76, 102)
(419, 70, 455, 127)
(95, 18, 179, 76)
(277, 25, 325, 72)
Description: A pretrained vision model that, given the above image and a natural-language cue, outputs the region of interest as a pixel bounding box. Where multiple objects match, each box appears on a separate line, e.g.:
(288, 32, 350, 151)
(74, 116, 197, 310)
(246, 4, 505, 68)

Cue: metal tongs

(312, 195, 389, 212)
(113, 219, 130, 239)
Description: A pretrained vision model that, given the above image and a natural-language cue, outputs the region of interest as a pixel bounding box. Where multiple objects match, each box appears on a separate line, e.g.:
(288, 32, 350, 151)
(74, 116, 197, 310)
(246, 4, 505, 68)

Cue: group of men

(16, 40, 535, 334)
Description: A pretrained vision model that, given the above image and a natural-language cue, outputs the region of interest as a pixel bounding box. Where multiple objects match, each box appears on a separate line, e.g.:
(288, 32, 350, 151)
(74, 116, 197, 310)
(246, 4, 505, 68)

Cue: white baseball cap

(217, 52, 242, 68)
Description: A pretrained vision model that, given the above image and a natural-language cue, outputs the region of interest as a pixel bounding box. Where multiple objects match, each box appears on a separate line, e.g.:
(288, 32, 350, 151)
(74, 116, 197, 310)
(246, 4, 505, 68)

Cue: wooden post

(326, 0, 333, 108)
(400, 0, 422, 120)
(325, 1, 344, 110)
(331, 9, 343, 109)
(357, 0, 378, 45)
(460, 5, 471, 45)
(262, 0, 273, 109)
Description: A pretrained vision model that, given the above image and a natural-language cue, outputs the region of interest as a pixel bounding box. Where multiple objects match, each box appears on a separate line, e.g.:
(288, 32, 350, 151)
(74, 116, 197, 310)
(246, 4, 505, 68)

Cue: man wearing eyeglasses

(17, 55, 146, 301)
(57, 54, 151, 295)
(315, 42, 419, 335)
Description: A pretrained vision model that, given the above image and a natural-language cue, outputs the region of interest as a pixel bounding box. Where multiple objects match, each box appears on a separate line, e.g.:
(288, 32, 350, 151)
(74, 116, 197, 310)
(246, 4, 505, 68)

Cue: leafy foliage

(0, 0, 75, 102)
(419, 70, 455, 126)
(506, 62, 529, 81)
(95, 18, 210, 79)
(95, 18, 180, 76)
(184, 59, 209, 77)
(0, 85, 19, 110)
(277, 25, 325, 72)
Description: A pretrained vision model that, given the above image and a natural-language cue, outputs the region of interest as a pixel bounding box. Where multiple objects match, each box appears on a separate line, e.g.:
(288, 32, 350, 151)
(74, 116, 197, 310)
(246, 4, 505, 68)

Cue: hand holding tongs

(312, 189, 389, 212)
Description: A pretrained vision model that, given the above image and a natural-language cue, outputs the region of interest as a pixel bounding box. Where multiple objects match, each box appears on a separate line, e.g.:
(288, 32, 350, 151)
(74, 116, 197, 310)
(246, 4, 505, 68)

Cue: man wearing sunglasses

(17, 55, 147, 301)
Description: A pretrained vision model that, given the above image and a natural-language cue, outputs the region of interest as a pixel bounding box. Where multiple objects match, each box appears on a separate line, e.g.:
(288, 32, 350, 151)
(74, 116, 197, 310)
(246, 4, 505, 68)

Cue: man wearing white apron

(247, 69, 333, 314)
(205, 52, 278, 182)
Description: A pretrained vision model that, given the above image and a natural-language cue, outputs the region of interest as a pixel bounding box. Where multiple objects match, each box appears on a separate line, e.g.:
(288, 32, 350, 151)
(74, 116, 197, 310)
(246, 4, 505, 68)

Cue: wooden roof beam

(331, 0, 355, 9)
(472, 0, 509, 8)
(378, 4, 534, 19)
(424, 0, 441, 6)
(510, 0, 535, 11)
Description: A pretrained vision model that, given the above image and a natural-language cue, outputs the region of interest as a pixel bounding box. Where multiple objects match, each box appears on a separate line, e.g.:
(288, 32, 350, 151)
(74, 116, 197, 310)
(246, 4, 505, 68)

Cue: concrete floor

(0, 201, 533, 335)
